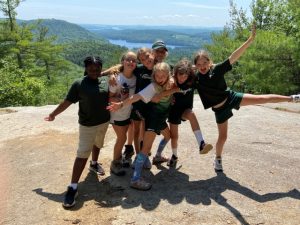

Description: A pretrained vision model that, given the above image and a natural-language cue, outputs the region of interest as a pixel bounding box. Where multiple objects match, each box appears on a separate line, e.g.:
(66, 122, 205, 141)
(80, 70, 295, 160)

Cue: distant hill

(19, 19, 108, 44)
(81, 24, 222, 35)
(13, 19, 126, 68)
(81, 24, 222, 47)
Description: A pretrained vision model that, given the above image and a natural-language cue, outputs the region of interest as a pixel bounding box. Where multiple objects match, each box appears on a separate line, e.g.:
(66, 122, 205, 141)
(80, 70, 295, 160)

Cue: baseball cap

(152, 40, 168, 51)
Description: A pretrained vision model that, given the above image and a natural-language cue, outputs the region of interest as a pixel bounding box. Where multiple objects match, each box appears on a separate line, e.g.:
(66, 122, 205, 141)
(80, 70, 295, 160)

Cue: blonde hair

(152, 62, 173, 91)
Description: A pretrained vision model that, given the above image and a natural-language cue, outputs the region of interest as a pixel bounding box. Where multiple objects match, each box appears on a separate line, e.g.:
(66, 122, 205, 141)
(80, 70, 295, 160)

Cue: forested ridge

(0, 0, 299, 107)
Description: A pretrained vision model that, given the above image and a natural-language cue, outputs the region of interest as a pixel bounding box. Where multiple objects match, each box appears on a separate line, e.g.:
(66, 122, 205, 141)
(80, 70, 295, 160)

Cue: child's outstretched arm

(229, 23, 256, 65)
(151, 87, 180, 103)
(107, 94, 142, 112)
(101, 64, 122, 76)
(44, 100, 72, 121)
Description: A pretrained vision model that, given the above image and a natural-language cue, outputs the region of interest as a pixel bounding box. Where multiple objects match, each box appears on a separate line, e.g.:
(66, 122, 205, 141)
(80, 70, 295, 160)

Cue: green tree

(205, 0, 300, 94)
(0, 56, 46, 106)
(0, 0, 24, 68)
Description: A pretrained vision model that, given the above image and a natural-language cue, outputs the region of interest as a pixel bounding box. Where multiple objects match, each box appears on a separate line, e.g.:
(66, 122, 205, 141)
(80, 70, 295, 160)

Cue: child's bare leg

(153, 127, 170, 163)
(133, 120, 142, 153)
(216, 121, 228, 158)
(240, 94, 292, 106)
(126, 122, 134, 146)
(182, 109, 200, 131)
(183, 109, 212, 153)
(112, 125, 129, 161)
(169, 123, 178, 156)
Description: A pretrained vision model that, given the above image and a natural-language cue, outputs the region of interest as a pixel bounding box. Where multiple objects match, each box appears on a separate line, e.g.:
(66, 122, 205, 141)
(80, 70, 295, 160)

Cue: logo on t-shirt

(141, 74, 152, 80)
(180, 88, 193, 95)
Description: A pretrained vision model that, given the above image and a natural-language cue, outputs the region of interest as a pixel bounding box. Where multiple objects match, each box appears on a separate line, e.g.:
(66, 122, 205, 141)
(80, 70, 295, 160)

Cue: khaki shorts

(77, 122, 109, 158)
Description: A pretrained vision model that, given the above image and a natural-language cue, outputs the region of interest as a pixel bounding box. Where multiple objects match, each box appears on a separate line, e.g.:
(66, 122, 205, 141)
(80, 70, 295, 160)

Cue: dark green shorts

(145, 112, 168, 135)
(131, 102, 150, 121)
(111, 118, 131, 126)
(212, 91, 244, 124)
(131, 109, 144, 121)
(168, 106, 188, 125)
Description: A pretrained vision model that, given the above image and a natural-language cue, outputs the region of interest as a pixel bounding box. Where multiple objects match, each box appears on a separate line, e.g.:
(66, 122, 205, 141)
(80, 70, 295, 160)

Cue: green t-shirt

(66, 76, 110, 126)
(195, 59, 232, 109)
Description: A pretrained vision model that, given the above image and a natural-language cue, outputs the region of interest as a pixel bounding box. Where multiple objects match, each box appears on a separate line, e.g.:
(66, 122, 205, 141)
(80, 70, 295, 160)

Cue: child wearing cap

(45, 56, 110, 208)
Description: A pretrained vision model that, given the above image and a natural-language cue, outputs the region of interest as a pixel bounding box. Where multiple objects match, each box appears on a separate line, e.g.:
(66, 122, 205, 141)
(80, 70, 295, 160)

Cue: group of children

(45, 24, 300, 208)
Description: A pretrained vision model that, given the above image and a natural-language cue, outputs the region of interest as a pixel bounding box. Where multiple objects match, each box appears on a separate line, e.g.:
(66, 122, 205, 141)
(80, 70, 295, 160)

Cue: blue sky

(1, 0, 253, 27)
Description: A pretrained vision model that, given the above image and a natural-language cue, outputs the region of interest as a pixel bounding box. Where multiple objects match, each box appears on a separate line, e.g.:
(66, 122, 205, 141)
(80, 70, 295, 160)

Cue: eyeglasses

(125, 58, 137, 63)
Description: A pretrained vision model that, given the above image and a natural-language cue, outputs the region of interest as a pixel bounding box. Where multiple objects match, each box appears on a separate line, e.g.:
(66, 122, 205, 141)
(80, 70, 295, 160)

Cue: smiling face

(139, 52, 155, 70)
(122, 52, 137, 73)
(153, 47, 168, 63)
(176, 72, 189, 84)
(154, 70, 169, 86)
(173, 59, 195, 85)
(86, 64, 102, 79)
(195, 56, 211, 75)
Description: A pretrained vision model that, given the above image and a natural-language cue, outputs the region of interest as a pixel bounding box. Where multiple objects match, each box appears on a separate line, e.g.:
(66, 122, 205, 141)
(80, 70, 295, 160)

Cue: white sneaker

(213, 158, 223, 172)
(291, 94, 300, 102)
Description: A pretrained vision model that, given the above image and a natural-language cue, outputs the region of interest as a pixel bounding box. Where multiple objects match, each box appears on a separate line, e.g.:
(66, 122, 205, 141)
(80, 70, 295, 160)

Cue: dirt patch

(0, 108, 17, 115)
(0, 102, 299, 225)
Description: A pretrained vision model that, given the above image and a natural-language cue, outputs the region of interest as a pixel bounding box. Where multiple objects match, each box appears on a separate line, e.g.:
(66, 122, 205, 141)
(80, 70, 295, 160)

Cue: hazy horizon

(0, 0, 253, 27)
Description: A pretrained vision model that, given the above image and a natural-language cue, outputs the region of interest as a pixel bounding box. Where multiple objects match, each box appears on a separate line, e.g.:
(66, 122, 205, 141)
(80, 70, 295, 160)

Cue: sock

(172, 148, 178, 157)
(194, 130, 204, 147)
(131, 153, 146, 181)
(69, 183, 78, 190)
(156, 139, 169, 156)
(91, 160, 97, 165)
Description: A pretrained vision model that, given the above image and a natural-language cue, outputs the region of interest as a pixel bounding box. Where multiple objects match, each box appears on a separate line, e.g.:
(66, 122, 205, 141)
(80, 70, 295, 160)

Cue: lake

(108, 39, 182, 49)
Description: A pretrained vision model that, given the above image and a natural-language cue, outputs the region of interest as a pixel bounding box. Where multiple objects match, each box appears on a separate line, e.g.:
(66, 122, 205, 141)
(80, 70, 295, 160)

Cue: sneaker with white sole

(200, 140, 213, 154)
(63, 186, 78, 208)
(89, 161, 105, 176)
(167, 154, 178, 167)
(291, 94, 300, 103)
(213, 157, 223, 172)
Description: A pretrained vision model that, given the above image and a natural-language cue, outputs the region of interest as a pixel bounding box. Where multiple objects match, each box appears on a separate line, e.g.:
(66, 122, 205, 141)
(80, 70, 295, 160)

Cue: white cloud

(160, 14, 183, 19)
(173, 2, 226, 10)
